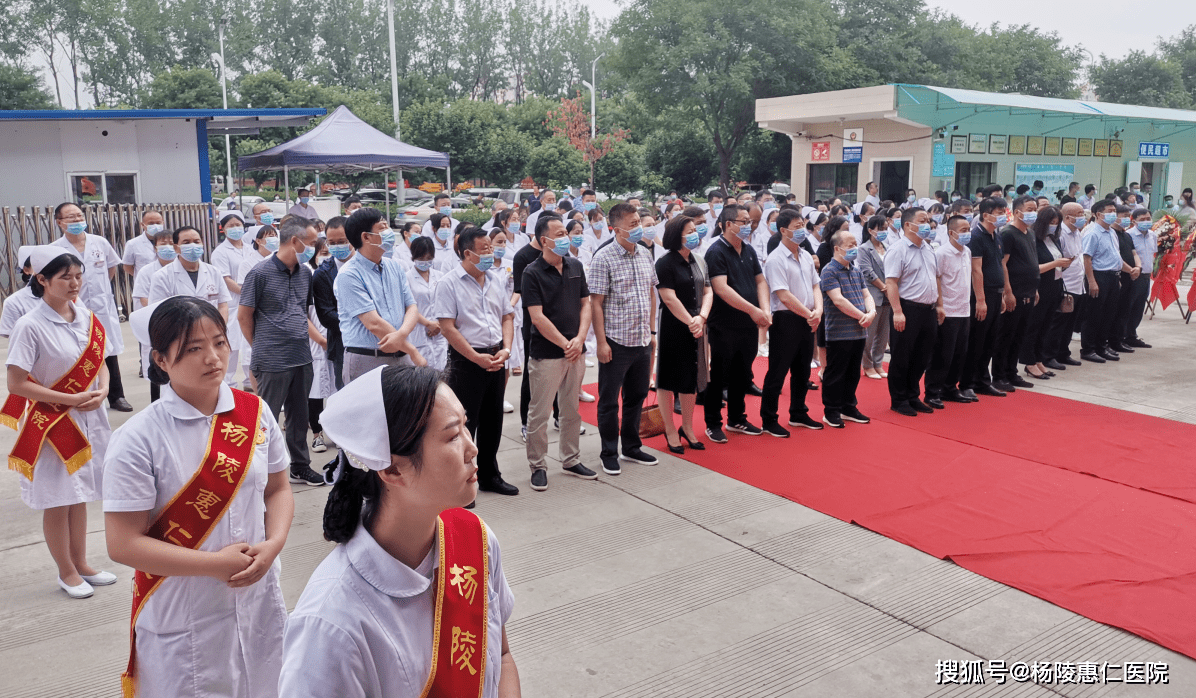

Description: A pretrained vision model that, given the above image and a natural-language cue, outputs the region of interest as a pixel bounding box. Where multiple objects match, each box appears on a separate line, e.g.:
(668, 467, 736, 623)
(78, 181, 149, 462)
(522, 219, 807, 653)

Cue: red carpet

(579, 358, 1196, 660)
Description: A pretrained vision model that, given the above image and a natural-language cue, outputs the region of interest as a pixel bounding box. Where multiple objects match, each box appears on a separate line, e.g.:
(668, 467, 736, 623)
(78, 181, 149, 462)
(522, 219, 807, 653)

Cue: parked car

(497, 189, 536, 207)
(216, 195, 287, 220)
(394, 196, 474, 227)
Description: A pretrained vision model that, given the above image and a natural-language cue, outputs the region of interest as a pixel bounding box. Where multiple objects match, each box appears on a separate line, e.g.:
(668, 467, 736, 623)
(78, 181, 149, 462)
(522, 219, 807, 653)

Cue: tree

(593, 140, 645, 195)
(547, 93, 629, 191)
(733, 128, 790, 188)
(1089, 52, 1192, 108)
(643, 118, 717, 195)
(1161, 25, 1196, 104)
(0, 64, 56, 109)
(140, 66, 223, 109)
(526, 137, 588, 189)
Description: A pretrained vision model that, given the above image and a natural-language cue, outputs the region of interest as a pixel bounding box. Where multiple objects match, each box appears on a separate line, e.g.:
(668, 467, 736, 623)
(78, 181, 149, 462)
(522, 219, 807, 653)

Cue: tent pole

(385, 169, 391, 224)
(398, 168, 405, 205)
(284, 166, 290, 208)
(446, 165, 451, 194)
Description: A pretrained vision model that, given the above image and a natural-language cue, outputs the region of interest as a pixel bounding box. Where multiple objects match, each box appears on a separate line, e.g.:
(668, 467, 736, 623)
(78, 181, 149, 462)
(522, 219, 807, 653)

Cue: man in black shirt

(991, 195, 1039, 392)
(703, 203, 772, 442)
(961, 196, 1008, 398)
(512, 230, 558, 435)
(521, 213, 596, 492)
(1109, 204, 1143, 354)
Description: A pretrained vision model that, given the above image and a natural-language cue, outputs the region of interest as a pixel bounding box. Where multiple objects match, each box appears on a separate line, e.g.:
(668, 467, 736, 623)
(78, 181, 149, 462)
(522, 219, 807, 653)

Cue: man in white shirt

(1121, 207, 1157, 349)
(420, 193, 460, 237)
(884, 207, 940, 416)
(524, 189, 557, 237)
(480, 199, 508, 231)
(1047, 202, 1087, 368)
(1077, 184, 1097, 211)
(288, 186, 320, 218)
(863, 181, 881, 208)
(925, 215, 974, 407)
(122, 209, 165, 278)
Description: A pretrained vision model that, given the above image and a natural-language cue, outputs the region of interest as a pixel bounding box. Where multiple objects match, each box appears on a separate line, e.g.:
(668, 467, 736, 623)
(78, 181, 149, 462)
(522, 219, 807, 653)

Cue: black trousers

(254, 363, 314, 469)
(760, 311, 813, 425)
(446, 345, 507, 483)
(704, 324, 758, 430)
(1124, 275, 1151, 341)
(1020, 280, 1062, 366)
(519, 320, 557, 426)
(1111, 272, 1142, 344)
(887, 301, 937, 405)
(1047, 292, 1084, 361)
(596, 339, 651, 461)
(1080, 271, 1120, 353)
(961, 288, 1002, 391)
(926, 316, 970, 399)
(822, 338, 865, 414)
(308, 398, 324, 433)
(105, 354, 125, 402)
(992, 295, 1033, 382)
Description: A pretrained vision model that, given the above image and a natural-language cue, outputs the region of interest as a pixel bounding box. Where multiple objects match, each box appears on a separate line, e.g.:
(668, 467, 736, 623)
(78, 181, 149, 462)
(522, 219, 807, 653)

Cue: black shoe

(620, 448, 659, 465)
(822, 412, 845, 429)
(666, 442, 685, 454)
(109, 397, 134, 412)
(959, 389, 979, 401)
(807, 380, 819, 391)
(1059, 356, 1082, 366)
(1044, 359, 1066, 371)
(290, 464, 327, 486)
(891, 403, 918, 417)
(909, 399, 934, 414)
(992, 380, 1016, 393)
(942, 390, 970, 404)
(1103, 347, 1120, 358)
(464, 500, 476, 509)
(973, 384, 1006, 397)
(1110, 342, 1134, 353)
(705, 427, 728, 444)
(1125, 338, 1151, 348)
(680, 429, 705, 450)
(530, 469, 548, 491)
(601, 458, 621, 475)
(1008, 375, 1034, 388)
(926, 398, 945, 409)
(479, 477, 519, 495)
(726, 420, 763, 436)
(841, 407, 870, 424)
(1024, 367, 1050, 380)
(761, 422, 790, 438)
(788, 414, 823, 430)
(1081, 351, 1106, 363)
(562, 463, 598, 480)
(1097, 350, 1120, 362)
(746, 383, 763, 397)
(673, 403, 682, 415)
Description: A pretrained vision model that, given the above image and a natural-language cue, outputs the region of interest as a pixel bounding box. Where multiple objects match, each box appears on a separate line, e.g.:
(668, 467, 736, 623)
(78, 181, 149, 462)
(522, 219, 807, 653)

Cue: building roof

(899, 84, 1196, 125)
(0, 108, 326, 135)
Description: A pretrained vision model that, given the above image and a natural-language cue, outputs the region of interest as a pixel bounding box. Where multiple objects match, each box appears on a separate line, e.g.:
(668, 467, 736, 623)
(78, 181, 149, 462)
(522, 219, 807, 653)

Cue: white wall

(0, 118, 202, 210)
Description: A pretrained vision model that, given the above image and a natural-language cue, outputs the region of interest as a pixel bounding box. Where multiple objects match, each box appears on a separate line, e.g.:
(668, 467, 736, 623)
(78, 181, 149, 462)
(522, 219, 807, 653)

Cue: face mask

(1048, 224, 1059, 235)
(298, 244, 316, 264)
(316, 254, 331, 266)
(180, 243, 204, 262)
(964, 213, 974, 223)
(890, 221, 901, 232)
(380, 230, 396, 252)
(763, 201, 776, 210)
(1022, 211, 1038, 225)
(768, 221, 778, 233)
(328, 243, 352, 260)
(584, 202, 597, 211)
(552, 237, 572, 256)
(66, 221, 87, 236)
(593, 220, 606, 232)
(473, 253, 494, 272)
(414, 260, 434, 272)
(570, 234, 585, 248)
(951, 195, 961, 202)
(507, 222, 521, 235)
(259, 213, 274, 225)
(1135, 221, 1152, 233)
(684, 232, 701, 249)
(695, 223, 709, 238)
(712, 204, 723, 215)
(1118, 217, 1131, 228)
(931, 214, 943, 224)
(495, 245, 508, 259)
(791, 228, 808, 244)
(300, 197, 310, 205)
(843, 247, 858, 262)
(146, 224, 164, 236)
(543, 202, 556, 211)
(1103, 212, 1117, 225)
(907, 195, 916, 203)
(995, 214, 1008, 228)
(157, 246, 177, 261)
(917, 223, 934, 240)
(224, 226, 244, 241)
(957, 232, 972, 246)
(436, 227, 452, 242)
(627, 226, 644, 243)
(734, 222, 752, 240)
(264, 236, 280, 252)
(874, 230, 888, 243)
(439, 206, 452, 217)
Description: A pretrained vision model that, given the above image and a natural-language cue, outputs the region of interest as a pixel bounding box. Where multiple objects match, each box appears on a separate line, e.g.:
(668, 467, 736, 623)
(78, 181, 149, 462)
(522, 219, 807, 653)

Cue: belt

(473, 342, 504, 354)
(345, 346, 406, 358)
(1093, 269, 1120, 275)
(900, 300, 936, 309)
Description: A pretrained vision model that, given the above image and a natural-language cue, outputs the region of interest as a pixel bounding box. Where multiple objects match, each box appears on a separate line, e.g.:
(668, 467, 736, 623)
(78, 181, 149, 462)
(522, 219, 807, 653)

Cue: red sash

(120, 389, 264, 698)
(420, 508, 490, 698)
(5, 312, 105, 480)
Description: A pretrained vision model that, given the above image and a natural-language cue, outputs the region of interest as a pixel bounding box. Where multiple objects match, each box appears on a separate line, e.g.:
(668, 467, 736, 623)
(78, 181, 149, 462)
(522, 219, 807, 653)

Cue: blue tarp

(237, 105, 449, 172)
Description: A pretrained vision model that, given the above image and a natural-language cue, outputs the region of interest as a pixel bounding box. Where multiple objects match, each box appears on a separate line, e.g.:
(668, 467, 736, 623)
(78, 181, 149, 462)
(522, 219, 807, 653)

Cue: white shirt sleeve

(102, 417, 160, 512)
(4, 315, 39, 372)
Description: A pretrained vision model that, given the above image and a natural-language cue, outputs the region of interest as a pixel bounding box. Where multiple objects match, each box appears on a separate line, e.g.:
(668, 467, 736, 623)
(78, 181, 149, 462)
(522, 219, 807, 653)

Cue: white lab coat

(148, 259, 232, 311)
(5, 300, 112, 509)
(0, 285, 39, 337)
(52, 234, 125, 355)
(103, 382, 289, 698)
(406, 266, 449, 371)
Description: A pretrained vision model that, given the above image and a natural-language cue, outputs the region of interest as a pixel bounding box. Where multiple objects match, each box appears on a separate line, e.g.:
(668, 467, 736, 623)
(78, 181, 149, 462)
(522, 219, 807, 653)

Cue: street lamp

(214, 12, 232, 196)
(580, 52, 606, 140)
(386, 0, 405, 204)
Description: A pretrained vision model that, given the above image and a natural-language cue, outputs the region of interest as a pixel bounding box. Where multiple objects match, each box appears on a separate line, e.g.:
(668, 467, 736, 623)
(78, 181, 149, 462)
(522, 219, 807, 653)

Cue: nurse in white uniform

(235, 225, 279, 391)
(280, 365, 520, 698)
(104, 296, 293, 698)
(210, 212, 251, 387)
(0, 246, 42, 338)
(406, 237, 449, 371)
(5, 246, 117, 598)
(148, 226, 231, 317)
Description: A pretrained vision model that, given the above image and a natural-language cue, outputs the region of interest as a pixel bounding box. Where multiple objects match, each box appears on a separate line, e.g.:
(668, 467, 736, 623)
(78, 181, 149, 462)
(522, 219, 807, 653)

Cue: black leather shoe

(746, 383, 763, 397)
(1008, 376, 1035, 388)
(1024, 368, 1050, 380)
(1044, 359, 1066, 371)
(110, 397, 134, 412)
(973, 385, 1006, 397)
(1081, 351, 1106, 363)
(1110, 343, 1134, 353)
(807, 380, 819, 391)
(959, 389, 979, 401)
(926, 398, 945, 409)
(1097, 350, 1120, 362)
(891, 403, 918, 417)
(1103, 347, 1120, 358)
(478, 477, 519, 496)
(1125, 338, 1151, 348)
(992, 380, 1016, 393)
(1059, 356, 1082, 366)
(910, 399, 934, 413)
(943, 390, 972, 404)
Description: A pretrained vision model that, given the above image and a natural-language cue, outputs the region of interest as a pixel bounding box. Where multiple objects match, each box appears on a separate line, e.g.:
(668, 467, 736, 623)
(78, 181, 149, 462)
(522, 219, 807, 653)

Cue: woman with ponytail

(280, 365, 521, 697)
(103, 296, 294, 697)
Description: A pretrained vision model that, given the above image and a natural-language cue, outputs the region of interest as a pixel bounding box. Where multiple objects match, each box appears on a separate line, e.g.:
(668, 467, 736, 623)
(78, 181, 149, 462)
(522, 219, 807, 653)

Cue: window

(954, 163, 994, 199)
(68, 172, 139, 205)
(808, 164, 859, 206)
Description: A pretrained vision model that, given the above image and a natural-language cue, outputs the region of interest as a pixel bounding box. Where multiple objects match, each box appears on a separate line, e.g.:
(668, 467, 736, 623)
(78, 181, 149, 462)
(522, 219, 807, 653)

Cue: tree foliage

(0, 64, 56, 110)
(1090, 52, 1193, 109)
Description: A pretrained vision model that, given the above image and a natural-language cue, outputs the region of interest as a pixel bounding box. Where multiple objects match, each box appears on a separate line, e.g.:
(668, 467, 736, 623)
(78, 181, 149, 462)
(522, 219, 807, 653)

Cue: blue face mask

(1022, 211, 1038, 226)
(641, 225, 657, 241)
(436, 227, 452, 242)
(734, 222, 752, 240)
(552, 237, 572, 256)
(931, 214, 943, 224)
(964, 213, 974, 223)
(328, 243, 352, 260)
(507, 222, 521, 235)
(298, 244, 316, 264)
(890, 221, 901, 232)
(1135, 221, 1151, 233)
(627, 226, 644, 243)
(768, 221, 778, 233)
(684, 232, 701, 249)
(180, 243, 205, 262)
(584, 201, 597, 211)
(763, 201, 776, 210)
(260, 213, 275, 226)
(66, 221, 87, 236)
(791, 228, 808, 244)
(264, 236, 280, 252)
(1103, 212, 1117, 225)
(439, 206, 452, 217)
(543, 202, 556, 212)
(875, 230, 888, 243)
(844, 247, 859, 262)
(712, 204, 723, 215)
(1118, 217, 1132, 228)
(593, 220, 605, 232)
(695, 223, 709, 238)
(300, 197, 310, 205)
(494, 245, 508, 259)
(414, 260, 434, 272)
(995, 214, 1008, 228)
(380, 229, 396, 252)
(957, 232, 972, 246)
(917, 223, 934, 240)
(224, 226, 244, 241)
(157, 246, 177, 261)
(473, 253, 494, 272)
(907, 195, 916, 203)
(146, 224, 164, 236)
(570, 234, 585, 248)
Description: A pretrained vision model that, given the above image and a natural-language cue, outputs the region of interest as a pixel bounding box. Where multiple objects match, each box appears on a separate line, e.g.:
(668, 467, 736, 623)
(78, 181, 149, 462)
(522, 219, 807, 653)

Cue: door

(874, 161, 910, 203)
(1166, 162, 1184, 201)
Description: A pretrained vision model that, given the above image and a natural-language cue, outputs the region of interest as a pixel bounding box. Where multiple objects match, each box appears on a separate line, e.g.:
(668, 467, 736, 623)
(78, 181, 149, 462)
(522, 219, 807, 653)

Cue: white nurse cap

(322, 366, 391, 475)
(29, 245, 71, 275)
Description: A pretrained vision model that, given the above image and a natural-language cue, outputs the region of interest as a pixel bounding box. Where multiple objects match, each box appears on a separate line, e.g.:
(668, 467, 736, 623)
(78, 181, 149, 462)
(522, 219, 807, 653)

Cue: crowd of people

(0, 175, 1170, 695)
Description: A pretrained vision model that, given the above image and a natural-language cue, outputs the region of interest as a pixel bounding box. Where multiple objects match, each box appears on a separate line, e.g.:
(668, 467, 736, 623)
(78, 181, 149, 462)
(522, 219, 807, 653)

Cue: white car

(216, 195, 287, 220)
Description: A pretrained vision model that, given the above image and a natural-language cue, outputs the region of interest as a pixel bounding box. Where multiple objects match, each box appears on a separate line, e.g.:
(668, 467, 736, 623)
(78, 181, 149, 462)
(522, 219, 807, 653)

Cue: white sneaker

(585, 358, 596, 367)
(311, 433, 327, 453)
(81, 571, 117, 586)
(578, 391, 595, 403)
(58, 577, 94, 599)
(503, 400, 514, 413)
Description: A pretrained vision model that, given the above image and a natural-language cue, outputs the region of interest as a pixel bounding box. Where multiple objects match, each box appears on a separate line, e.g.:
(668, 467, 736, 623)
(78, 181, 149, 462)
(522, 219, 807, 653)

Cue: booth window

(70, 172, 139, 205)
(808, 164, 859, 205)
(954, 162, 994, 199)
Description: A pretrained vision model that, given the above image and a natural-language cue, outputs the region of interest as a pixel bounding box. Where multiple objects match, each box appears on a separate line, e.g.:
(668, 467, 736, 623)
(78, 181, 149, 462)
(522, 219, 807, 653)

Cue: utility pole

(217, 13, 232, 195)
(386, 0, 405, 204)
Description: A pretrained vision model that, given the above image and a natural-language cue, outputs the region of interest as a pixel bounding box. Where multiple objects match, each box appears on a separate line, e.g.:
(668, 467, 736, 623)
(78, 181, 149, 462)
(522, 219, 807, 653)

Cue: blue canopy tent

(236, 105, 450, 215)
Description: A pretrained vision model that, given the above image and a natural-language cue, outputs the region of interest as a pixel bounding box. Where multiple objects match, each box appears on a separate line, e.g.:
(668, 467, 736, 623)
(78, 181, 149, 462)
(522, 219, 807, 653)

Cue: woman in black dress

(1020, 206, 1072, 379)
(655, 216, 713, 453)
